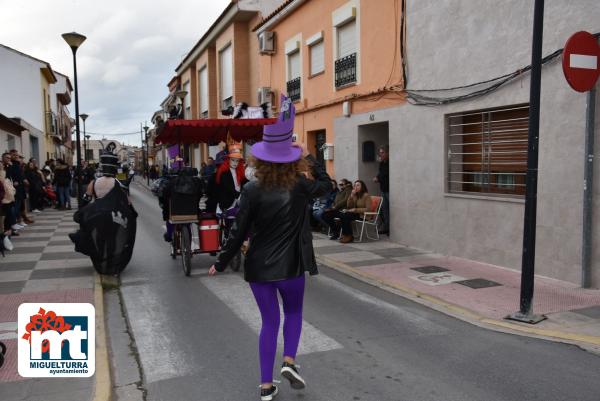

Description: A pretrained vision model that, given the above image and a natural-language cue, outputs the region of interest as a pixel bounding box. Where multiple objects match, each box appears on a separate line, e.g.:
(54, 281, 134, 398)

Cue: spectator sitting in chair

(312, 179, 338, 232)
(324, 180, 371, 243)
(322, 178, 352, 240)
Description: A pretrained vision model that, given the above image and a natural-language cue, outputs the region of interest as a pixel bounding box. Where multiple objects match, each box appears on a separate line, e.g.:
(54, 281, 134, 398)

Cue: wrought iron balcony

(335, 52, 357, 88)
(287, 77, 301, 102)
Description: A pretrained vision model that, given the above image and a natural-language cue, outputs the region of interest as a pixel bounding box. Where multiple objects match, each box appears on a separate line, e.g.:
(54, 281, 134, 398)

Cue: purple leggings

(249, 274, 305, 384)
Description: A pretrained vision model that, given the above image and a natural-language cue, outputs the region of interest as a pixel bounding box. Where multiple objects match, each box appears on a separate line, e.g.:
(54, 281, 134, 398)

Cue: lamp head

(80, 113, 89, 121)
(62, 32, 87, 49)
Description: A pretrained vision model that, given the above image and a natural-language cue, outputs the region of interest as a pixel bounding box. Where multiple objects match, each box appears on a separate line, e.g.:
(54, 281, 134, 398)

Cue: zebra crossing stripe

(199, 274, 343, 355)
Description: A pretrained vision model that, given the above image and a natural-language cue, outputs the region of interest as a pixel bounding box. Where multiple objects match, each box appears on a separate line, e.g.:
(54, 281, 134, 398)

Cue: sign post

(562, 31, 600, 288)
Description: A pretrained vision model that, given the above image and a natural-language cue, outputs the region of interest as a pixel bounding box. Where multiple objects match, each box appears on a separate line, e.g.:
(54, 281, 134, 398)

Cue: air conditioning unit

(258, 87, 274, 106)
(259, 31, 275, 54)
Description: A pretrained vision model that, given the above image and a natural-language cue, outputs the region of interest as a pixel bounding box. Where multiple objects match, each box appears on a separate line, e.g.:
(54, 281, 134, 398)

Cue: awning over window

(155, 118, 276, 145)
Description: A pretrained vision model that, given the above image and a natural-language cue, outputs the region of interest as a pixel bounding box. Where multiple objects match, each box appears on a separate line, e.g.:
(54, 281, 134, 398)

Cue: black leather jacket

(215, 156, 331, 282)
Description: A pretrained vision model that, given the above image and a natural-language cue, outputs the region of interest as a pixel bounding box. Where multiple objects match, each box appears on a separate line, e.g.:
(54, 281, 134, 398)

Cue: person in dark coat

(209, 96, 331, 400)
(24, 159, 45, 212)
(53, 159, 71, 209)
(71, 152, 137, 276)
(373, 145, 389, 234)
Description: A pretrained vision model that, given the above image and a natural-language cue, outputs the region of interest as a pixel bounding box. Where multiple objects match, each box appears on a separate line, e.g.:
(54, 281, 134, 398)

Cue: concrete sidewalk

(313, 232, 600, 351)
(0, 206, 109, 401)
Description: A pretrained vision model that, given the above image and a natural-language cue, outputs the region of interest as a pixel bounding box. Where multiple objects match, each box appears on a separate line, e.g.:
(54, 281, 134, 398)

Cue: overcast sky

(0, 0, 230, 146)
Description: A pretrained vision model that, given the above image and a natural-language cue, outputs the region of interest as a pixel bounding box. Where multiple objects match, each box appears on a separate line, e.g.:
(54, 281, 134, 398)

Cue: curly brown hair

(253, 156, 309, 191)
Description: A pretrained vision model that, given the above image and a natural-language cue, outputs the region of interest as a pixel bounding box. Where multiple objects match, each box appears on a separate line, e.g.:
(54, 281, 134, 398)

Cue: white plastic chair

(352, 196, 383, 242)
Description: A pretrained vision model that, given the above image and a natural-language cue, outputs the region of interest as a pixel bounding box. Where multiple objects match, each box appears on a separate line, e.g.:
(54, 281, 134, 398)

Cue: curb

(316, 254, 600, 350)
(93, 273, 112, 401)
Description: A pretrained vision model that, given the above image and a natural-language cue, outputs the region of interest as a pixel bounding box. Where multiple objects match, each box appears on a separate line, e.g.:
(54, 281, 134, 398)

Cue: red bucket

(199, 217, 220, 252)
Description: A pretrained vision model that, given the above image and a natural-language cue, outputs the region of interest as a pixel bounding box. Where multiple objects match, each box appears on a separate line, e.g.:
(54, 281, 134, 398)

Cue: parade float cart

(155, 117, 275, 275)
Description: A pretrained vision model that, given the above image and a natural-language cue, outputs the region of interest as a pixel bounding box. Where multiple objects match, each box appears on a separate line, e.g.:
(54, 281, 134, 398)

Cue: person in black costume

(70, 152, 137, 276)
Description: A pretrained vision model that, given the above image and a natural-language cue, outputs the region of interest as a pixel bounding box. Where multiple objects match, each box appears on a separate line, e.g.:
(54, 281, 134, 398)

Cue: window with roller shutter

(309, 40, 324, 76)
(335, 19, 357, 88)
(198, 66, 208, 117)
(219, 45, 233, 110)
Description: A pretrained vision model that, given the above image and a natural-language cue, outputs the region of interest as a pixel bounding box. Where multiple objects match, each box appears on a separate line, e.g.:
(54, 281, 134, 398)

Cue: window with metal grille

(446, 104, 529, 197)
(287, 77, 301, 102)
(334, 18, 357, 88)
(335, 52, 356, 88)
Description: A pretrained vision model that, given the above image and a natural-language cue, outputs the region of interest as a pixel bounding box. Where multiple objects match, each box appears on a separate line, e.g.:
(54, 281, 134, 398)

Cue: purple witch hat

(251, 94, 302, 163)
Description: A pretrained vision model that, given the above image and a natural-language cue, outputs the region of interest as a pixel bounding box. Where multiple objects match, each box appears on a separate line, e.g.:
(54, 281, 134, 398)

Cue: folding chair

(352, 196, 383, 242)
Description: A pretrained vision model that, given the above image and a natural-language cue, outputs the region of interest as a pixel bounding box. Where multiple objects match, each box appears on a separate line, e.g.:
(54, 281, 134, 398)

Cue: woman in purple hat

(209, 96, 332, 401)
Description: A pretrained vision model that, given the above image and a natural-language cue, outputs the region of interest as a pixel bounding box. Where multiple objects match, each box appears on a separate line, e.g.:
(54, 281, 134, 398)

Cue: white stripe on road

(121, 285, 195, 384)
(0, 321, 17, 331)
(316, 275, 449, 335)
(199, 274, 342, 355)
(570, 54, 598, 70)
(0, 332, 17, 340)
(0, 321, 17, 340)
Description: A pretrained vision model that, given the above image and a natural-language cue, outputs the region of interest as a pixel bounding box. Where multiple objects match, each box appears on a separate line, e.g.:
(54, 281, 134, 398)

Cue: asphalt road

(112, 182, 600, 401)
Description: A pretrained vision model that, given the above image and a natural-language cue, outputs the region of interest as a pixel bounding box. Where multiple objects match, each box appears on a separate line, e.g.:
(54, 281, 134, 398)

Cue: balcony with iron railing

(335, 52, 357, 88)
(286, 77, 301, 102)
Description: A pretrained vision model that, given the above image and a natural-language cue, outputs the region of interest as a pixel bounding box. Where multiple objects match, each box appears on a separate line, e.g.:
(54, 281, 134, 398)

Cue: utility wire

(404, 32, 599, 106)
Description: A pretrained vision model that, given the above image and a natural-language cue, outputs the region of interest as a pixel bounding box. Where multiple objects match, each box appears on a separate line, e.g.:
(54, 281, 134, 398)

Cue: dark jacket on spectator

(53, 165, 71, 187)
(332, 186, 352, 210)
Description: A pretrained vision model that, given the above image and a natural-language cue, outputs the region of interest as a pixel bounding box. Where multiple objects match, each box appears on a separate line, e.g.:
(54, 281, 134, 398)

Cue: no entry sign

(562, 31, 600, 92)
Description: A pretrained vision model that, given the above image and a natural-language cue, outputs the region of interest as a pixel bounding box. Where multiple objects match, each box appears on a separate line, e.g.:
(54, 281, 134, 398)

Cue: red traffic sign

(562, 31, 600, 92)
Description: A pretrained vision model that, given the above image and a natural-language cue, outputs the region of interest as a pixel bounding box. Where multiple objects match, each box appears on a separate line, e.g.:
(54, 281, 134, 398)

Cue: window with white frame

(198, 66, 208, 117)
(287, 49, 301, 102)
(309, 40, 324, 76)
(219, 45, 233, 110)
(288, 50, 300, 80)
(183, 81, 191, 119)
(446, 104, 529, 197)
(337, 20, 356, 58)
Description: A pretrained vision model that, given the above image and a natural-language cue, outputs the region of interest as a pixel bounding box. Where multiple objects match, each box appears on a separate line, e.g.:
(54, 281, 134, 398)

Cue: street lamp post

(85, 135, 91, 162)
(80, 113, 88, 161)
(62, 32, 86, 209)
(143, 124, 149, 185)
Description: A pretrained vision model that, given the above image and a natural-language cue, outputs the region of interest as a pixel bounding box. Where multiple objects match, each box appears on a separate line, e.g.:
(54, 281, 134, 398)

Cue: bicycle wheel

(181, 226, 192, 276)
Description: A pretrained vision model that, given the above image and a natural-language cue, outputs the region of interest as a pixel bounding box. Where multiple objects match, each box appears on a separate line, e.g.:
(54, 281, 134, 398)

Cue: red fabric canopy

(155, 118, 276, 145)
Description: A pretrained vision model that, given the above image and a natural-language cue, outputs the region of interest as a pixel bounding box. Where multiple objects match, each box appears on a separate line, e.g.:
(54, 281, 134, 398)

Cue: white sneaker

(19, 222, 27, 227)
(32, 209, 41, 213)
(3, 236, 13, 251)
(11, 224, 24, 230)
